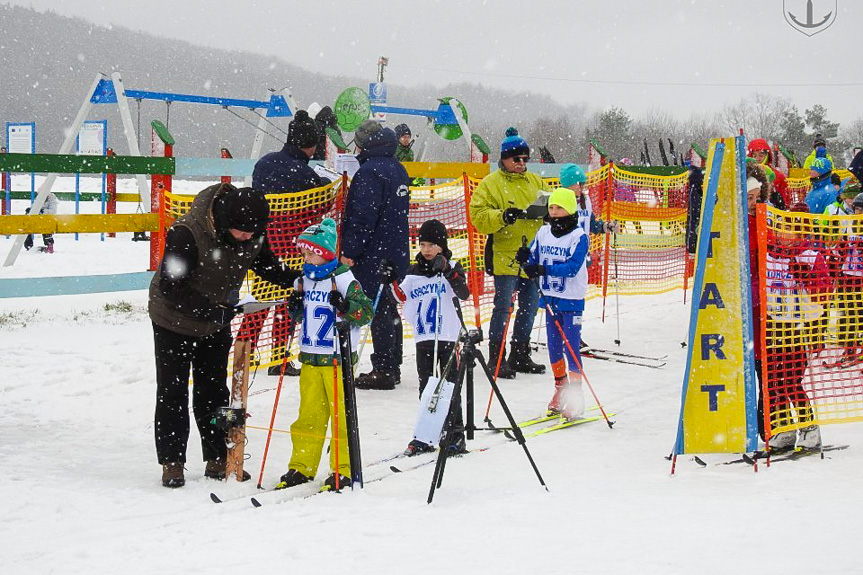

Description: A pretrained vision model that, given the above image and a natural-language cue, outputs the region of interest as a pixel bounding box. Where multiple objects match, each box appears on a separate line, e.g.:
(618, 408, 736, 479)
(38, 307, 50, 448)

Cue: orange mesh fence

(787, 168, 856, 206)
(757, 204, 863, 440)
(604, 167, 690, 296)
(161, 179, 344, 371)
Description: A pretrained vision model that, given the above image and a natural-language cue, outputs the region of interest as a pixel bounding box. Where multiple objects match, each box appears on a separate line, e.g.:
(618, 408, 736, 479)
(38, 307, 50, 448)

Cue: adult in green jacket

(803, 134, 835, 169)
(469, 127, 553, 378)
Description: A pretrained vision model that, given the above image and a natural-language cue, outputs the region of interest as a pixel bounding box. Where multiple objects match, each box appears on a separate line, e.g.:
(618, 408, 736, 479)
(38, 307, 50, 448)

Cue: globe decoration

(334, 87, 371, 132)
(433, 97, 468, 141)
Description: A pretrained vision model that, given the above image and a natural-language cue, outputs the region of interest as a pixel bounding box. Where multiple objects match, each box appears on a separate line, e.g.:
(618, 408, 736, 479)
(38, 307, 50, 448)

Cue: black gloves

(515, 246, 531, 265)
(521, 263, 545, 279)
(286, 289, 304, 312)
(379, 259, 398, 283)
(502, 207, 526, 225)
(431, 254, 449, 275)
(329, 290, 350, 314)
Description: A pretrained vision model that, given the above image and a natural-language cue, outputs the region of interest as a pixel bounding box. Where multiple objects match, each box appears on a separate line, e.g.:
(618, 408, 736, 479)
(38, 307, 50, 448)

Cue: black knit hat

(395, 123, 411, 139)
(287, 110, 319, 149)
(418, 219, 448, 253)
(224, 187, 270, 234)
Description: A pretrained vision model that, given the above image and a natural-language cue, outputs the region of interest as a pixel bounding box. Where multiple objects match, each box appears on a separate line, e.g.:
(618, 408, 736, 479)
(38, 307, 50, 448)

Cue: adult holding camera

(468, 127, 554, 378)
(149, 183, 302, 488)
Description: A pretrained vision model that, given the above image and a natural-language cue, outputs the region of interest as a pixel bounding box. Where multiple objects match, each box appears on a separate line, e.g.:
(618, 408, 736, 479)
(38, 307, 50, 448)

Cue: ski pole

(256, 321, 297, 489)
(482, 243, 527, 423)
(540, 293, 614, 428)
(432, 271, 444, 378)
(613, 230, 621, 346)
(331, 275, 342, 491)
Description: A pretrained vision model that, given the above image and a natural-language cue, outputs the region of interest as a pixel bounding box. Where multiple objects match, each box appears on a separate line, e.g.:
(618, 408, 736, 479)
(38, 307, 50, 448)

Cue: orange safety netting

(757, 204, 863, 440)
(160, 164, 695, 372)
(606, 167, 690, 297)
(161, 179, 344, 371)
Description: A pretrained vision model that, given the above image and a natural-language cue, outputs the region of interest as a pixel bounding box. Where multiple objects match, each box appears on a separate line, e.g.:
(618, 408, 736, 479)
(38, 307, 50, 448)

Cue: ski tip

(693, 456, 707, 467)
(389, 465, 402, 473)
(250, 497, 262, 508)
(209, 492, 223, 504)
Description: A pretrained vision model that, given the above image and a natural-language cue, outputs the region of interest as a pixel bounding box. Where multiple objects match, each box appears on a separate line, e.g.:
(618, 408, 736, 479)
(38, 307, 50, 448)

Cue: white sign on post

(6, 122, 36, 199)
(78, 121, 106, 156)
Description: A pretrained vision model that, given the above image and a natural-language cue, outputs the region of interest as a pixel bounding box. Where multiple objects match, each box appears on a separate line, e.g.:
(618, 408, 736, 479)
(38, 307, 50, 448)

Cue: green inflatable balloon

(334, 87, 371, 132)
(434, 97, 468, 141)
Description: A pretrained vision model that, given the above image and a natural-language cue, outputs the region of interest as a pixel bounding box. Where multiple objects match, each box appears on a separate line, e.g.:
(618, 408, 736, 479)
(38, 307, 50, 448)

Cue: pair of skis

(491, 407, 613, 440)
(580, 346, 667, 369)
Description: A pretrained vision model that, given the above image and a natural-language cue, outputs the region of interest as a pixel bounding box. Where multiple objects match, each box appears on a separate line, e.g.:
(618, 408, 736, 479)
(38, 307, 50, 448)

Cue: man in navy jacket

(340, 121, 410, 389)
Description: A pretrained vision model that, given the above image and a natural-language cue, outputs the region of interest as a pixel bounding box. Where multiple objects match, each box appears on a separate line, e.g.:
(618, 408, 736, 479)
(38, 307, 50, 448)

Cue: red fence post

(221, 148, 232, 184)
(106, 148, 117, 237)
(149, 121, 174, 272)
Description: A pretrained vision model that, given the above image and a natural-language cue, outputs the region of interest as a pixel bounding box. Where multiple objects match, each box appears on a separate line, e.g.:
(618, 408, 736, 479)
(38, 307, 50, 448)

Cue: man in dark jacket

(250, 110, 324, 376)
(149, 183, 301, 488)
(340, 121, 410, 390)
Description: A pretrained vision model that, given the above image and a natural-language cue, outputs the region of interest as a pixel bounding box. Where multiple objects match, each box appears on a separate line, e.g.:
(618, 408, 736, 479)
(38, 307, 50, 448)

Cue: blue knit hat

(500, 127, 530, 160)
(811, 157, 833, 176)
(296, 218, 338, 261)
(559, 163, 587, 187)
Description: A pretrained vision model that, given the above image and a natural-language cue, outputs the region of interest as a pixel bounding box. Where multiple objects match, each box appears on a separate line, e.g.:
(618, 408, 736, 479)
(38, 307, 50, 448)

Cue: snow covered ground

(2, 211, 863, 574)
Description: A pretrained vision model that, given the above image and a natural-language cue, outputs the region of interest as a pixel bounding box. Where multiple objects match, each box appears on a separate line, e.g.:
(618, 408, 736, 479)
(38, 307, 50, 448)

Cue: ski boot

(276, 469, 313, 490)
(161, 462, 185, 488)
(561, 378, 585, 420)
(767, 430, 796, 452)
(321, 473, 352, 492)
(489, 342, 516, 379)
(445, 435, 468, 456)
(404, 439, 435, 457)
(355, 370, 398, 390)
(508, 341, 546, 374)
(547, 375, 568, 415)
(797, 425, 822, 450)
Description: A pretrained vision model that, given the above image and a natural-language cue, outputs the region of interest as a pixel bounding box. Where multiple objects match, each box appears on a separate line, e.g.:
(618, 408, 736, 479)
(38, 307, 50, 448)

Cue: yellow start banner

(674, 136, 758, 456)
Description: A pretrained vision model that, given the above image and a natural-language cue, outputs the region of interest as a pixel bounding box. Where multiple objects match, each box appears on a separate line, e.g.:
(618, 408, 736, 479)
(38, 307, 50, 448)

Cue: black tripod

(427, 327, 548, 503)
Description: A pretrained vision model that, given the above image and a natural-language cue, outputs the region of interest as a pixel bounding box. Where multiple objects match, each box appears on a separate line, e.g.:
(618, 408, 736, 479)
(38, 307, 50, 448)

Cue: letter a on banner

(673, 136, 758, 461)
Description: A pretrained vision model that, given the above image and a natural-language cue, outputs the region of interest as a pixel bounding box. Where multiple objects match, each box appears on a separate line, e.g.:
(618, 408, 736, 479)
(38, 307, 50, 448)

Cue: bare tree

(717, 92, 791, 141)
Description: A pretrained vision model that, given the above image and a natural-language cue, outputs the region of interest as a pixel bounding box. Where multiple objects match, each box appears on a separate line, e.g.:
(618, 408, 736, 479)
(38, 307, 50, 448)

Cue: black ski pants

(416, 340, 464, 441)
(153, 322, 232, 465)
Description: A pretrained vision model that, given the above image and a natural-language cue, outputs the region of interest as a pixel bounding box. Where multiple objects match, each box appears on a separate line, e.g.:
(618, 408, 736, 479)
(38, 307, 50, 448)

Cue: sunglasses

(511, 156, 530, 164)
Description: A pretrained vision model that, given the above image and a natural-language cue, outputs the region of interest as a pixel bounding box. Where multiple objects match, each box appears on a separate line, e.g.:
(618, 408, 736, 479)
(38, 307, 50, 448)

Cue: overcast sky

(7, 0, 860, 123)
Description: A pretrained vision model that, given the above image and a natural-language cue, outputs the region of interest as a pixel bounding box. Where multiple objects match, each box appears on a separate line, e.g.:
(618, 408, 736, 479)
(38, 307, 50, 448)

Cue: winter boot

(445, 435, 468, 456)
(797, 425, 822, 450)
(268, 361, 301, 377)
(276, 469, 313, 490)
(547, 375, 568, 415)
(355, 370, 398, 390)
(45, 243, 54, 254)
(161, 462, 185, 488)
(205, 459, 251, 481)
(404, 439, 435, 457)
(488, 343, 516, 380)
(561, 377, 585, 420)
(321, 473, 352, 492)
(768, 430, 797, 451)
(508, 341, 547, 374)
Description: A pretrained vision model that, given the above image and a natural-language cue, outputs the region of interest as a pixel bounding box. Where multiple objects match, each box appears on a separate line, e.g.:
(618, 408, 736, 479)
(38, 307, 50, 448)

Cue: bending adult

(250, 110, 324, 376)
(469, 127, 553, 378)
(340, 120, 411, 390)
(149, 183, 301, 488)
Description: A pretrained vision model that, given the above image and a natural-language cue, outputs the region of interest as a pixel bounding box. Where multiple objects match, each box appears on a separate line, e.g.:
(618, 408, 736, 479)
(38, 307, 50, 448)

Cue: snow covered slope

(1, 233, 862, 574)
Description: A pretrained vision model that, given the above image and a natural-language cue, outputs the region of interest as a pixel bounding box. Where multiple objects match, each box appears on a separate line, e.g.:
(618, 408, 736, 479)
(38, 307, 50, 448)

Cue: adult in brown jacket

(149, 183, 301, 488)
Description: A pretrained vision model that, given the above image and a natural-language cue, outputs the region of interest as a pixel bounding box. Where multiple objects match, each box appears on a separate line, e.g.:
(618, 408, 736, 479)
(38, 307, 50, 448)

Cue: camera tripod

(427, 327, 548, 503)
